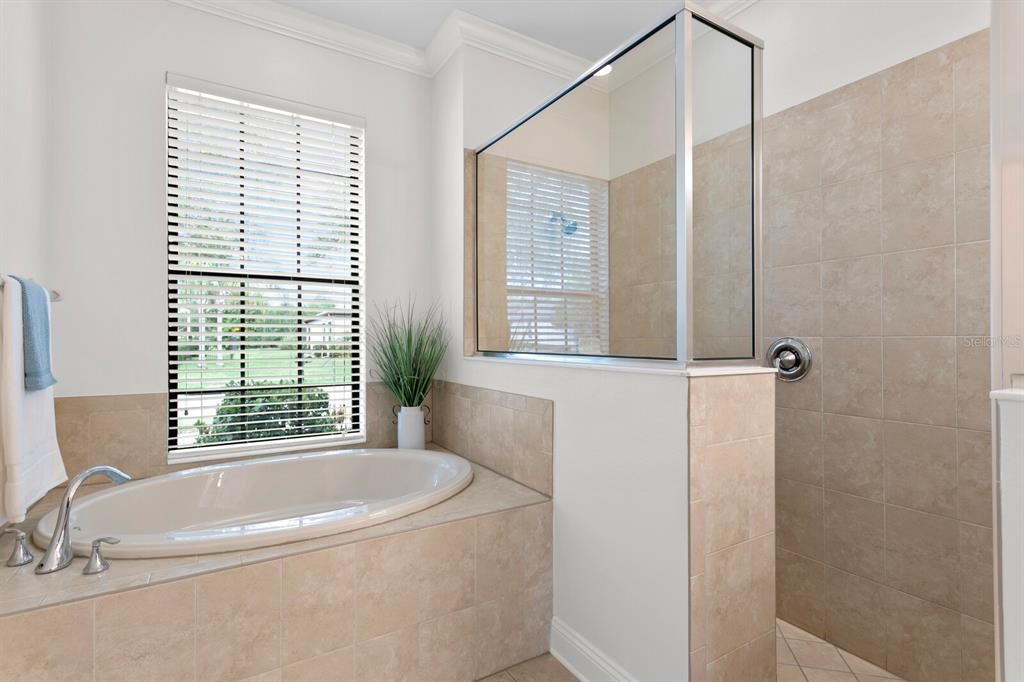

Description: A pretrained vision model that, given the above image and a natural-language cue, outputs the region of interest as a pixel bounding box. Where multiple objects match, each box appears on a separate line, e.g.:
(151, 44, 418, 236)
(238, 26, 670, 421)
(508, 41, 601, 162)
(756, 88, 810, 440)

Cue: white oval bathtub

(33, 448, 473, 559)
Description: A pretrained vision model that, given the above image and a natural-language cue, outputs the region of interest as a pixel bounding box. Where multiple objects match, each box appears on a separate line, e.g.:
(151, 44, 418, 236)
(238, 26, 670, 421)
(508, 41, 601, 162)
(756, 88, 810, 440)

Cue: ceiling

(274, 0, 683, 60)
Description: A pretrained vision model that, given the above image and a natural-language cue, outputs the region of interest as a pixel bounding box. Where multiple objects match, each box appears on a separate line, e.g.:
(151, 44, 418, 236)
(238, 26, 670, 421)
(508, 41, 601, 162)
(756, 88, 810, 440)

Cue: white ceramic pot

(396, 405, 427, 449)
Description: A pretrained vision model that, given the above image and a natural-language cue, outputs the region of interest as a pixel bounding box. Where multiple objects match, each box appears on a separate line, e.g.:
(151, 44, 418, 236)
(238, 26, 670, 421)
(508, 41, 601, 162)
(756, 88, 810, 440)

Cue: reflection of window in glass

(505, 162, 610, 355)
(166, 81, 365, 460)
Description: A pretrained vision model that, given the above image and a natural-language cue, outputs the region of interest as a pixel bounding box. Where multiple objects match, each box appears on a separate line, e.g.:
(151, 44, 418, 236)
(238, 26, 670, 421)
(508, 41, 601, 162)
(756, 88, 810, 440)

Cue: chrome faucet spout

(35, 466, 132, 575)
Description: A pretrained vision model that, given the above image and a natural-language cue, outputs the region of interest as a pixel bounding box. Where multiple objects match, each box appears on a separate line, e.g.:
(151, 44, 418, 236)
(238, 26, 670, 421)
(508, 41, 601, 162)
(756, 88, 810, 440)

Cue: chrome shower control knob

(766, 337, 812, 382)
(3, 528, 34, 567)
(83, 537, 119, 575)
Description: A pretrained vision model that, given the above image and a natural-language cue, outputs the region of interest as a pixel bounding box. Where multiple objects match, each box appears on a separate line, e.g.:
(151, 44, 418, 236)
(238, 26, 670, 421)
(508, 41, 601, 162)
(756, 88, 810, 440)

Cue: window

(166, 75, 365, 461)
(505, 162, 610, 354)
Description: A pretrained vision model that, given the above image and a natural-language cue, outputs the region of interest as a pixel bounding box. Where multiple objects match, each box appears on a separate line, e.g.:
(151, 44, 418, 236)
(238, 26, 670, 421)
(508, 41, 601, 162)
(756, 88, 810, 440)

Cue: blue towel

(10, 276, 57, 391)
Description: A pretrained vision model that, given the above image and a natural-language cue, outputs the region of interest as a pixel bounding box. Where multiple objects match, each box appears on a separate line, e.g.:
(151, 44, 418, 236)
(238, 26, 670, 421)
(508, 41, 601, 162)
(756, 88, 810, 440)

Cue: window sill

(167, 432, 367, 465)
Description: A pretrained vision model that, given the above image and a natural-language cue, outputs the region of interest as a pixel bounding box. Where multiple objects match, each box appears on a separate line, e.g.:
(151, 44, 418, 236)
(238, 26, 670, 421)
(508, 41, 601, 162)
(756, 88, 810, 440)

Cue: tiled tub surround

(763, 31, 994, 682)
(0, 461, 553, 681)
(53, 381, 428, 480)
(689, 372, 776, 681)
(431, 380, 554, 497)
(0, 460, 544, 614)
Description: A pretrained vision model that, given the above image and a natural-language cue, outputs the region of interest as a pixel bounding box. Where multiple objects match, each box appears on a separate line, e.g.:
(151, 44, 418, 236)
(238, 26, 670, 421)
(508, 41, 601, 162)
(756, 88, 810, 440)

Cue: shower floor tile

(776, 618, 905, 682)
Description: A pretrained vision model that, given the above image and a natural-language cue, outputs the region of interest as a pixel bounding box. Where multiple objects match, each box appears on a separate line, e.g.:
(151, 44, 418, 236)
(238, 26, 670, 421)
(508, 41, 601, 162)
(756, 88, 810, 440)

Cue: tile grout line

(951, 55, 971, 680)
(756, 241, 987, 274)
(878, 122, 889, 671)
(779, 547, 993, 628)
(472, 517, 480, 680)
(92, 600, 97, 682)
(193, 580, 198, 682)
(278, 559, 284, 674)
(819, 186, 827, 622)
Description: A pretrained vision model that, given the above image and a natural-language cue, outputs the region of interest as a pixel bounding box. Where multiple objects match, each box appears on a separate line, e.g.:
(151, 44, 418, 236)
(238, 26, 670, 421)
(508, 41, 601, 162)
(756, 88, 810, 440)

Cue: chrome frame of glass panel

(474, 2, 764, 368)
(684, 0, 764, 49)
(475, 15, 679, 155)
(682, 4, 765, 365)
(677, 13, 693, 364)
(753, 44, 765, 363)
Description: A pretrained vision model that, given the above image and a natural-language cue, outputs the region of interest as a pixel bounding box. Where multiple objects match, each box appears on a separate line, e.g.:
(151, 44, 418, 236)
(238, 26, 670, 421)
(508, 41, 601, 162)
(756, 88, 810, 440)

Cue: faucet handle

(83, 537, 119, 575)
(3, 528, 34, 567)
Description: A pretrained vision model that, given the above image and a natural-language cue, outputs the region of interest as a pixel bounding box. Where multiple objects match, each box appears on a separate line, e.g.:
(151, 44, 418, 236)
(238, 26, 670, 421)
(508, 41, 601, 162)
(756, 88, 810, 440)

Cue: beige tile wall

(54, 381, 426, 480)
(764, 30, 994, 682)
(692, 127, 755, 359)
(464, 149, 479, 357)
(431, 380, 554, 497)
(608, 155, 677, 358)
(689, 372, 776, 682)
(0, 501, 553, 682)
(476, 153, 512, 352)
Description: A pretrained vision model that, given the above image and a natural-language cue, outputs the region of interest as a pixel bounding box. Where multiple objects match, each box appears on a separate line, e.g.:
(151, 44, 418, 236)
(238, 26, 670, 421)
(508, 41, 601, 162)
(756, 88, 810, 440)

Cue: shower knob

(766, 338, 812, 382)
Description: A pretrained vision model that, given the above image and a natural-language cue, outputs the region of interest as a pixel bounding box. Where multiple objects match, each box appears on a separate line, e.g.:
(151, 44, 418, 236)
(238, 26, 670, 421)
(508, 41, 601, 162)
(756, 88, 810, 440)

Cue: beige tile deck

(777, 618, 904, 682)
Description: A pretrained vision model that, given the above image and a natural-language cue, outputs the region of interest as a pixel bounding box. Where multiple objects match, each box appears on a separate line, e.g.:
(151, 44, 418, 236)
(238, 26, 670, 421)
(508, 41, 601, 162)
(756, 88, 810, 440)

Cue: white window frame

(165, 74, 366, 463)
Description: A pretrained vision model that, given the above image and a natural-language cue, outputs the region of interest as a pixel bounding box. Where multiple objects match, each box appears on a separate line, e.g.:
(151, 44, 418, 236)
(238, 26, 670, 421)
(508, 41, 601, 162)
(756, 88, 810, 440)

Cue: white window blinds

(166, 76, 365, 460)
(505, 162, 610, 355)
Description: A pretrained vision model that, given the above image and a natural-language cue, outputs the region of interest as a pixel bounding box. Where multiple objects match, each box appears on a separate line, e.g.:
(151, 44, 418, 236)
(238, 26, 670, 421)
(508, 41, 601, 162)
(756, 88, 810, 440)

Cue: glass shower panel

(475, 21, 677, 359)
(690, 19, 755, 360)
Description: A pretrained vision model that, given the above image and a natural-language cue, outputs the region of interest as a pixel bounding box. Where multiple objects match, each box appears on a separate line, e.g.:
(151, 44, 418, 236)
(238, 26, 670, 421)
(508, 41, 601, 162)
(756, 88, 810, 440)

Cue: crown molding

(169, 0, 761, 84)
(167, 0, 432, 76)
(169, 0, 600, 82)
(701, 0, 761, 20)
(426, 9, 593, 80)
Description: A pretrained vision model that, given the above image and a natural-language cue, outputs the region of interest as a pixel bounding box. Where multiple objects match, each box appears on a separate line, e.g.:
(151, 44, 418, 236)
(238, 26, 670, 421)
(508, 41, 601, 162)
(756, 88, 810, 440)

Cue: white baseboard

(549, 617, 636, 682)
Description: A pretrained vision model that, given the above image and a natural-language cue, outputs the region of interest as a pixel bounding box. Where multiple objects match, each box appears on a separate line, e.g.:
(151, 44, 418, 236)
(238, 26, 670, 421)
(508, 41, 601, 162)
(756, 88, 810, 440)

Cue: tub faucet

(35, 466, 132, 575)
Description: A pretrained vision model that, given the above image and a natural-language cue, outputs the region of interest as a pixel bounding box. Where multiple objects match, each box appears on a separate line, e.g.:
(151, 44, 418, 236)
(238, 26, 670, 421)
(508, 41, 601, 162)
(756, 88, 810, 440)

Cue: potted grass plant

(367, 301, 448, 449)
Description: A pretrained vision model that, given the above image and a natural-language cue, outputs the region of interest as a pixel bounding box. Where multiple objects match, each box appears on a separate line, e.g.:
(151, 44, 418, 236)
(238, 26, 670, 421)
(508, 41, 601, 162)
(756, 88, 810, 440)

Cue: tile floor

(777, 619, 904, 682)
(486, 624, 900, 682)
(485, 653, 578, 682)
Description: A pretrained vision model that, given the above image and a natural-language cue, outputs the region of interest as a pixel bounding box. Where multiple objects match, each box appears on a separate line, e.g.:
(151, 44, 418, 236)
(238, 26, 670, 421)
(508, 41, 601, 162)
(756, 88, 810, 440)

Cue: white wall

(25, 0, 433, 397)
(434, 44, 691, 682)
(606, 20, 676, 178)
(732, 0, 990, 117)
(0, 0, 48, 282)
(691, 22, 753, 145)
(688, 0, 992, 145)
(485, 83, 610, 181)
(608, 52, 675, 178)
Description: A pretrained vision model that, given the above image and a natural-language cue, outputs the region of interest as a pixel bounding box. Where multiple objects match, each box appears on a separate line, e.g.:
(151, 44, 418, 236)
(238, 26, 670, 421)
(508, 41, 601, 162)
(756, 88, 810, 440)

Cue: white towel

(0, 275, 67, 524)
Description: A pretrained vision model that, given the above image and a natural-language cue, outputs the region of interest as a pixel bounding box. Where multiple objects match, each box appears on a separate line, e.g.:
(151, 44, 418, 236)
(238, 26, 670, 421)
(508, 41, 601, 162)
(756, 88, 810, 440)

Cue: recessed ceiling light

(594, 64, 613, 77)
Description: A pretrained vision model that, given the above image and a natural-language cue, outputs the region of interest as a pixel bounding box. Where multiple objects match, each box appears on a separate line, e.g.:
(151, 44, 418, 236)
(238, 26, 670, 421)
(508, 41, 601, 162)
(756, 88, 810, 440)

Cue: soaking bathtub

(33, 448, 473, 559)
